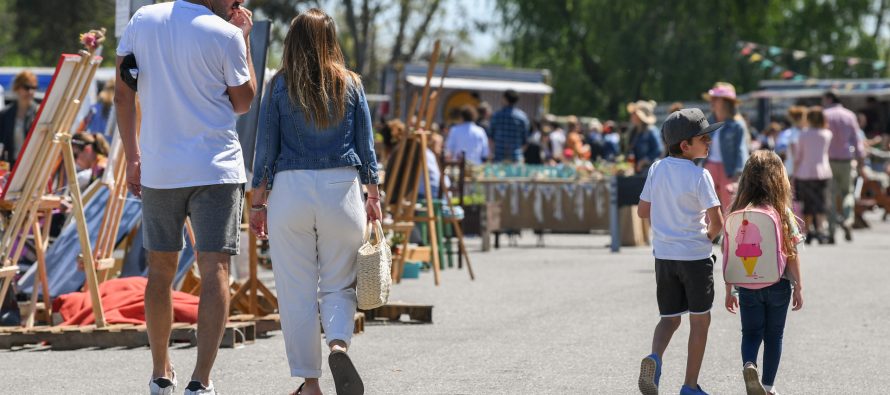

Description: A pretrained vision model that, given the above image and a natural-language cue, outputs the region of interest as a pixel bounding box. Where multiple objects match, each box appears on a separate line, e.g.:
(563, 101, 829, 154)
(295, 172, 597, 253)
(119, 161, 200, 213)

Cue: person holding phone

(115, 1, 255, 394)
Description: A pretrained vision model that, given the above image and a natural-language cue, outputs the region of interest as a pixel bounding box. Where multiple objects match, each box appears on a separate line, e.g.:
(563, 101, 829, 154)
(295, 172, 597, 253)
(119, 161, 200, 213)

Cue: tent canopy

(405, 75, 553, 94)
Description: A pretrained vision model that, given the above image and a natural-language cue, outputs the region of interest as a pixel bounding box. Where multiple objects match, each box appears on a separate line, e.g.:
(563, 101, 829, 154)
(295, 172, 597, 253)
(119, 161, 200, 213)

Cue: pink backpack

(722, 205, 787, 289)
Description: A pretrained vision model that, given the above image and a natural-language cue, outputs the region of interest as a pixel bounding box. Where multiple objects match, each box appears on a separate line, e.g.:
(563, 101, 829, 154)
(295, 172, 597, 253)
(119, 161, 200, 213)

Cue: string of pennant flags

(737, 40, 887, 80)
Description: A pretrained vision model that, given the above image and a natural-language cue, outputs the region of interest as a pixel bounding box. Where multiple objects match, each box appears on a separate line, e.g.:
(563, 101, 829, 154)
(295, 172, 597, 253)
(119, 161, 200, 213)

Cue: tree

(494, 0, 883, 118)
(252, 0, 469, 92)
(8, 0, 117, 66)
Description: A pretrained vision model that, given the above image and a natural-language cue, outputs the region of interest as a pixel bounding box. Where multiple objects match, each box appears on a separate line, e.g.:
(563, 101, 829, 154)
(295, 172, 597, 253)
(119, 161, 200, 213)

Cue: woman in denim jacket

(248, 9, 379, 395)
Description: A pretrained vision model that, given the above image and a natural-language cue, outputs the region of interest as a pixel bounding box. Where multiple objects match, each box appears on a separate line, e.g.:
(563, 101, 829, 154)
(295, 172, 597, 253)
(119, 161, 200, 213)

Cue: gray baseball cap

(661, 108, 724, 147)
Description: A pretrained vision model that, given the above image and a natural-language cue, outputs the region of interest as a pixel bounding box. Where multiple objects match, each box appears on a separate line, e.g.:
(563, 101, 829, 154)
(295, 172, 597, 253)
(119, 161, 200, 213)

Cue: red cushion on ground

(52, 277, 199, 325)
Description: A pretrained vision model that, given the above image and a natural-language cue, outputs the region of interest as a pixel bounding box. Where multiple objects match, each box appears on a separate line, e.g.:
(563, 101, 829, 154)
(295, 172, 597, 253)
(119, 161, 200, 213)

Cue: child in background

(792, 107, 833, 244)
(637, 108, 724, 395)
(725, 150, 804, 395)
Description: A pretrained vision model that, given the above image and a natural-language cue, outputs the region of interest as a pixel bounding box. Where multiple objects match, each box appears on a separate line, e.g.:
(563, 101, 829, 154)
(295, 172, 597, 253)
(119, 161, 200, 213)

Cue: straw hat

(702, 81, 741, 103)
(626, 100, 657, 125)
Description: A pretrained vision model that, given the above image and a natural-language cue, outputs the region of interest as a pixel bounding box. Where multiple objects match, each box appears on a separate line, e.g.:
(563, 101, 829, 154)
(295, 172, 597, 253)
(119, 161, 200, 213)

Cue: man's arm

(226, 8, 256, 115)
(114, 55, 141, 197)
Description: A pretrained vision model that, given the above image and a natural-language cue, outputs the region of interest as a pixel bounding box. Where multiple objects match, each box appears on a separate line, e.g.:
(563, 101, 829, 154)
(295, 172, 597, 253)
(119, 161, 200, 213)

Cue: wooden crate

(0, 321, 257, 350)
(362, 303, 433, 324)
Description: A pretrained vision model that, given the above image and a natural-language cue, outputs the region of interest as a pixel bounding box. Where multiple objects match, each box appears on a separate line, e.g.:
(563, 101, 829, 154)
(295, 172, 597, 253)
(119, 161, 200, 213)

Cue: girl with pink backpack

(723, 151, 804, 395)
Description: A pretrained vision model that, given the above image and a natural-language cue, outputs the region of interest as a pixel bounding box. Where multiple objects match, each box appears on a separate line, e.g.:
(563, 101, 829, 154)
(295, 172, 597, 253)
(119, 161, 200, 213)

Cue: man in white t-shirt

(115, 1, 256, 394)
(445, 105, 489, 165)
(636, 108, 724, 395)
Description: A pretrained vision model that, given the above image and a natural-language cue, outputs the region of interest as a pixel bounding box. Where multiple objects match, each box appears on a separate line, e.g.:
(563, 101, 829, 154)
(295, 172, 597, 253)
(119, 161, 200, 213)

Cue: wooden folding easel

(383, 41, 456, 286)
(229, 190, 278, 316)
(0, 45, 107, 327)
(93, 106, 137, 283)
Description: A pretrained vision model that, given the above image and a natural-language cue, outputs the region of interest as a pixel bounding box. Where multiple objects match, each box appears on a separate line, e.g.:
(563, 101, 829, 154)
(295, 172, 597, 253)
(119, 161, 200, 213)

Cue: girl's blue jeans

(738, 279, 792, 386)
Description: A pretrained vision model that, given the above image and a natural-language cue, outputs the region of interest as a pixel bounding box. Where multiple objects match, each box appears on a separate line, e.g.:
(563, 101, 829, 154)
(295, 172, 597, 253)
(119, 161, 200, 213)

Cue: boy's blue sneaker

(680, 384, 710, 395)
(638, 353, 661, 395)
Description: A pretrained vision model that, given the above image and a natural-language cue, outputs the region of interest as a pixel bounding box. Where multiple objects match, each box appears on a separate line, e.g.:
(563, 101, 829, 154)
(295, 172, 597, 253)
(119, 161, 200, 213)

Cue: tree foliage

(6, 0, 117, 66)
(494, 0, 886, 117)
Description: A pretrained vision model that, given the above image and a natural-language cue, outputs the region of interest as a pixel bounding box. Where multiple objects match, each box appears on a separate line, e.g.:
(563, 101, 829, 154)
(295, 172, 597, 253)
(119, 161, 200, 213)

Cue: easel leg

(61, 139, 106, 327)
(451, 221, 475, 280)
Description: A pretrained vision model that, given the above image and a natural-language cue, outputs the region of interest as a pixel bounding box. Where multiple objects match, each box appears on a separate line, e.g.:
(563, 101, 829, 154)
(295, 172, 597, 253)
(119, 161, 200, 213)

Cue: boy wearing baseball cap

(637, 108, 725, 395)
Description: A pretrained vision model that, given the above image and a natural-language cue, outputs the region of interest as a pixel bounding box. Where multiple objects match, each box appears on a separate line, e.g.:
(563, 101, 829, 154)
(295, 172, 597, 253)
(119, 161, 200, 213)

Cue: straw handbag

(356, 220, 392, 310)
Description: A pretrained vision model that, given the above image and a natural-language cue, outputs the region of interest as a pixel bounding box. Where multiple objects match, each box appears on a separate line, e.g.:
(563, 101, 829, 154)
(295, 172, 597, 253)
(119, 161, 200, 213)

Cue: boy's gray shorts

(141, 183, 244, 255)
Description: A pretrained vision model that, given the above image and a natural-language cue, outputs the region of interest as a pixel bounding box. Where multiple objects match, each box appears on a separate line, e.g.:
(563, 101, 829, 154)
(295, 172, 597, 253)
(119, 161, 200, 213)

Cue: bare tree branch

(405, 0, 442, 61)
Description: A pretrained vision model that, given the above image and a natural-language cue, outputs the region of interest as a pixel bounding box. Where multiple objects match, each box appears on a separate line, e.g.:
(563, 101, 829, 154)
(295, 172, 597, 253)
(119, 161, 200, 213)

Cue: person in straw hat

(702, 82, 750, 213)
(626, 100, 664, 175)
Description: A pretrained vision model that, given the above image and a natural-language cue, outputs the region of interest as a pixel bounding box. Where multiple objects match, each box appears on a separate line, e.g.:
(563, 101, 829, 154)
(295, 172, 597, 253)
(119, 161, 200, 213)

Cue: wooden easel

(383, 41, 454, 286)
(94, 106, 137, 282)
(0, 46, 107, 327)
(229, 190, 278, 316)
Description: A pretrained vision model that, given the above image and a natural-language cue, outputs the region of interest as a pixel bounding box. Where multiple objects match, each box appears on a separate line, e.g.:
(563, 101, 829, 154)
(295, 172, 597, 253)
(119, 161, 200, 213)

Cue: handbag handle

(362, 219, 385, 245)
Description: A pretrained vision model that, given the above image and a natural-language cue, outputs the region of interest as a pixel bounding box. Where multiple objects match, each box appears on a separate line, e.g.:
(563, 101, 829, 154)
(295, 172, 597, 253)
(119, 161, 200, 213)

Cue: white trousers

(268, 168, 366, 378)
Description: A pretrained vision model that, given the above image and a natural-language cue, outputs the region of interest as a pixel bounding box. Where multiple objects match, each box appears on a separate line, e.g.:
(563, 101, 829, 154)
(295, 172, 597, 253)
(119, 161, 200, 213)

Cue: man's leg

(685, 312, 711, 388)
(141, 186, 190, 381)
(146, 251, 180, 379)
(191, 251, 231, 385)
(186, 184, 244, 386)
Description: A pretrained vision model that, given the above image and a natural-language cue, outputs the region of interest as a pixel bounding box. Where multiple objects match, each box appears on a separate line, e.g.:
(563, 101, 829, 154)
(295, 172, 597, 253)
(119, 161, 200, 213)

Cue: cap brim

(697, 121, 725, 136)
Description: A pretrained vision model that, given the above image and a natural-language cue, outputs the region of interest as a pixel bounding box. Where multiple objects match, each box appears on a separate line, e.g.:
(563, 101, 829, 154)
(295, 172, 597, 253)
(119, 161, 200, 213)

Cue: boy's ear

(679, 140, 690, 152)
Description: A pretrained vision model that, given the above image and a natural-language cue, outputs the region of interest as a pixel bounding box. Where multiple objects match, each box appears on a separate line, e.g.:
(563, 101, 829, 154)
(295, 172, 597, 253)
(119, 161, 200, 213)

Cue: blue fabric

(18, 188, 142, 297)
(680, 384, 709, 395)
(631, 125, 664, 166)
(602, 133, 620, 161)
(251, 76, 379, 188)
(715, 119, 749, 178)
(738, 279, 792, 386)
(490, 105, 530, 162)
(86, 103, 111, 139)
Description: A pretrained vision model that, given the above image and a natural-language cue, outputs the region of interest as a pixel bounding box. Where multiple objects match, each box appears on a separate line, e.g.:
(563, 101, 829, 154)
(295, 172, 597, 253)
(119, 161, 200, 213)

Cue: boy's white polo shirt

(640, 157, 721, 260)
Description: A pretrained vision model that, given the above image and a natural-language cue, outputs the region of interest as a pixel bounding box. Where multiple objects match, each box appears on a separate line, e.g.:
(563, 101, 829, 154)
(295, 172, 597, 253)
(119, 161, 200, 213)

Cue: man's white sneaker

(184, 380, 217, 395)
(148, 369, 177, 395)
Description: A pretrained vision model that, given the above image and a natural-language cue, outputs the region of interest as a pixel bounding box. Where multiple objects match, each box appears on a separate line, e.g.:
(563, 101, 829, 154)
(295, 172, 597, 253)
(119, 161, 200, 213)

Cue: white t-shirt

(639, 157, 721, 260)
(117, 1, 250, 188)
(445, 122, 489, 165)
(708, 128, 723, 163)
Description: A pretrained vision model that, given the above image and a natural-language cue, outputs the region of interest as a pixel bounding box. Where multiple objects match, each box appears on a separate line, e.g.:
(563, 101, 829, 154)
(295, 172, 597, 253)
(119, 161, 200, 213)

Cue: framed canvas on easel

(0, 35, 108, 328)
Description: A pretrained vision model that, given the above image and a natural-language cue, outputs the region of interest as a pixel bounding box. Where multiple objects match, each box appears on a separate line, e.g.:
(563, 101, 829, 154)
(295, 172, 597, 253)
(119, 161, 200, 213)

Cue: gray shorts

(141, 183, 244, 255)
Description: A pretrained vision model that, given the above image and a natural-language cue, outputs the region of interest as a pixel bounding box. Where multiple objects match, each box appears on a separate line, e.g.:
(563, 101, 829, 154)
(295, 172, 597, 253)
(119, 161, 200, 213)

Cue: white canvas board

(3, 54, 100, 200)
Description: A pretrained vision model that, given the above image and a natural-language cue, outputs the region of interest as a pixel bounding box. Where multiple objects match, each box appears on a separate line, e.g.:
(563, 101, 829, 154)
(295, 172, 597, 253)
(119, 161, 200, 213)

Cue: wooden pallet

(0, 321, 256, 350)
(362, 303, 433, 324)
(229, 312, 366, 335)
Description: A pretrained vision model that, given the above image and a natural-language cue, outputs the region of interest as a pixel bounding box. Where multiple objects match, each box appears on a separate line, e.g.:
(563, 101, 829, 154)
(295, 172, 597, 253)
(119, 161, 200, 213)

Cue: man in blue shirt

(491, 89, 530, 162)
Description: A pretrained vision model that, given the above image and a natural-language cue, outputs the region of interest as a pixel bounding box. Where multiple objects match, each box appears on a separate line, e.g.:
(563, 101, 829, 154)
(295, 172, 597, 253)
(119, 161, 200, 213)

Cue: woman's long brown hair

(279, 8, 360, 129)
(730, 150, 798, 260)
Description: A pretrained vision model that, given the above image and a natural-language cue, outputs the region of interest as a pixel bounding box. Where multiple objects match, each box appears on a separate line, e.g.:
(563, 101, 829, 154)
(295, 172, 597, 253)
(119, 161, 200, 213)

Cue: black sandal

(291, 382, 304, 395)
(328, 351, 364, 395)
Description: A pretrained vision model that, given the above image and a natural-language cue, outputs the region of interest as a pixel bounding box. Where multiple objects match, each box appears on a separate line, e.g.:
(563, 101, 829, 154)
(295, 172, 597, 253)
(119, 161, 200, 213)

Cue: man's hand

(126, 160, 142, 198)
(230, 7, 253, 41)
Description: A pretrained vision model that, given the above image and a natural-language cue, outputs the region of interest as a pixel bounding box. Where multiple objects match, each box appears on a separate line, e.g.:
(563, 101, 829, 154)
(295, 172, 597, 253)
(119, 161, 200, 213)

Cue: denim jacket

(715, 119, 749, 178)
(251, 76, 379, 189)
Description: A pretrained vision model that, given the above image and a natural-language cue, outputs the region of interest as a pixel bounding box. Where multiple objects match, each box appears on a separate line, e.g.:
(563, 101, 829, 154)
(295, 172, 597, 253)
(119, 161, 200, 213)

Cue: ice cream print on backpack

(722, 205, 786, 289)
(735, 217, 763, 279)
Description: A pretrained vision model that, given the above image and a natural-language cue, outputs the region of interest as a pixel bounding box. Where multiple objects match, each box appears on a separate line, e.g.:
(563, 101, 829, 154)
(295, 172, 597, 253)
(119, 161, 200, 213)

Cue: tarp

(52, 276, 198, 325)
